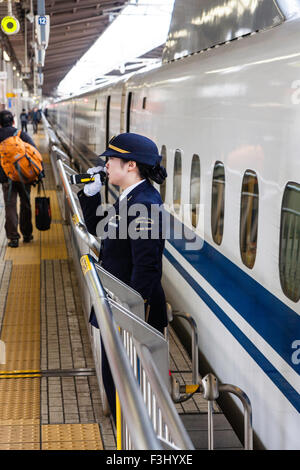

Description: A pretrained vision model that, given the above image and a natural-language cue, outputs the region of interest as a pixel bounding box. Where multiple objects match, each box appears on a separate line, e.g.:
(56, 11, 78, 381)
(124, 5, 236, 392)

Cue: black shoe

(8, 239, 19, 248)
(23, 235, 33, 243)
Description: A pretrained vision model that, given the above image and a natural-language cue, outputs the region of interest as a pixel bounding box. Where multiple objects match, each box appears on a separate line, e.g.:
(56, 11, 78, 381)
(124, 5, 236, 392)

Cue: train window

(173, 150, 182, 213)
(142, 97, 147, 109)
(160, 145, 167, 202)
(211, 161, 225, 245)
(279, 182, 300, 302)
(240, 170, 259, 269)
(190, 154, 200, 227)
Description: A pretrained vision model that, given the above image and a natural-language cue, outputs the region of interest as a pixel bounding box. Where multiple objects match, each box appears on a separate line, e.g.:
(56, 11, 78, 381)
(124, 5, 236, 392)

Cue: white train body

(49, 9, 300, 450)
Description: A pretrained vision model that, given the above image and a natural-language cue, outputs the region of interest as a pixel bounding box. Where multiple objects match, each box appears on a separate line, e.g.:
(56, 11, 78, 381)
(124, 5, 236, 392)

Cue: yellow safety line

(0, 374, 41, 379)
(116, 324, 122, 450)
(0, 370, 40, 374)
(116, 390, 122, 450)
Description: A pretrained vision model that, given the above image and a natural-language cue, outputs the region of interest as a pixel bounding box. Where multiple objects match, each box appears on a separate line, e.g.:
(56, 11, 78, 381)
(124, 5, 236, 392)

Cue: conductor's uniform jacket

(78, 178, 168, 332)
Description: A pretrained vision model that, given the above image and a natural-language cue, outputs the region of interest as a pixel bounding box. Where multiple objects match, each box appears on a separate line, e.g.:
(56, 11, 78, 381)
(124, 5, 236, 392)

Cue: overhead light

(3, 50, 10, 61)
(12, 65, 16, 71)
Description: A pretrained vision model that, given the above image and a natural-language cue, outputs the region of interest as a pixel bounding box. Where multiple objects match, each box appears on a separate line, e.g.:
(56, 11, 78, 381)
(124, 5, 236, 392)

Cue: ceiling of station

(42, 0, 129, 95)
(0, 1, 136, 96)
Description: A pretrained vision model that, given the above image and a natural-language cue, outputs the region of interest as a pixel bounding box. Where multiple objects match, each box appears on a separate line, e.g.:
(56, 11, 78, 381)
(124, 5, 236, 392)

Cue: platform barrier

(81, 254, 194, 450)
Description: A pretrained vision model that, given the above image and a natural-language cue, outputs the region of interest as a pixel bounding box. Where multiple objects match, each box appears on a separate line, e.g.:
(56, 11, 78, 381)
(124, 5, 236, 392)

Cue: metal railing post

(201, 373, 253, 450)
(219, 383, 253, 450)
(202, 373, 219, 450)
(138, 344, 194, 450)
(172, 312, 199, 385)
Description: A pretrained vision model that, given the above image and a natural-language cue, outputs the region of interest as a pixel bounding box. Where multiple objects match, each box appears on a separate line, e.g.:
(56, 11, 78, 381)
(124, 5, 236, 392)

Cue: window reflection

(211, 161, 225, 245)
(279, 182, 300, 302)
(240, 170, 259, 269)
(190, 154, 200, 227)
(173, 150, 182, 213)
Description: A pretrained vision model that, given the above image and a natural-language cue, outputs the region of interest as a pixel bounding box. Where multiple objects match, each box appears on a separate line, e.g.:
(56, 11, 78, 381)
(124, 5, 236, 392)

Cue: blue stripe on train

(104, 192, 300, 408)
(164, 248, 300, 413)
(166, 215, 300, 377)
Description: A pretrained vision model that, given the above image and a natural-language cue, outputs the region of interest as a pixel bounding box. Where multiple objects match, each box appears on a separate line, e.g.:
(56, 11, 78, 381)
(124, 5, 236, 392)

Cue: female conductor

(78, 132, 168, 418)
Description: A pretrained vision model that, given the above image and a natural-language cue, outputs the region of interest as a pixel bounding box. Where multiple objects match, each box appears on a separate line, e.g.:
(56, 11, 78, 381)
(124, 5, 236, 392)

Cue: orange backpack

(0, 130, 44, 184)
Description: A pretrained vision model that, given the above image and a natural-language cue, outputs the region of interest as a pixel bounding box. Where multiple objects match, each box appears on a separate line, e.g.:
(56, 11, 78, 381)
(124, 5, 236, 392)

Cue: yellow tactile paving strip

(0, 425, 40, 449)
(0, 378, 40, 425)
(0, 128, 103, 450)
(0, 264, 40, 375)
(5, 227, 41, 264)
(0, 265, 41, 448)
(4, 188, 64, 263)
(41, 222, 68, 259)
(41, 152, 50, 163)
(44, 190, 62, 221)
(42, 424, 103, 450)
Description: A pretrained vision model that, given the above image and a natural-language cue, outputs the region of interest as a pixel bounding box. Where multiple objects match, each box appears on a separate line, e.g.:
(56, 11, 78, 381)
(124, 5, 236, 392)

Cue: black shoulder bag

(35, 180, 51, 231)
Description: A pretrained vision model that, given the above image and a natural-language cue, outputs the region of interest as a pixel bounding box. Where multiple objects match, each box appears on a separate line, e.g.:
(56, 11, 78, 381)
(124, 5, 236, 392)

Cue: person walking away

(0, 110, 36, 247)
(20, 109, 28, 132)
(32, 108, 41, 134)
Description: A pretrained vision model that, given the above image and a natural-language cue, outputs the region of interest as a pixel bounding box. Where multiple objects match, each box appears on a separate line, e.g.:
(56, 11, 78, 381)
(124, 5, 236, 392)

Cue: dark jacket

(78, 179, 168, 332)
(20, 112, 28, 123)
(32, 110, 41, 122)
(0, 126, 35, 147)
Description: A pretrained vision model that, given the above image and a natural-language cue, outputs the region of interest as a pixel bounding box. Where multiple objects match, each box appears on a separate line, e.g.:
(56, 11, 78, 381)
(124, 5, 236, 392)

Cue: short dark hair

(0, 110, 14, 127)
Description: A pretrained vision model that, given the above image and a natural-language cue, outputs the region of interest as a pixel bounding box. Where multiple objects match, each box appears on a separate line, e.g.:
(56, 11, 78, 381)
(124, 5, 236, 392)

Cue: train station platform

(0, 124, 243, 450)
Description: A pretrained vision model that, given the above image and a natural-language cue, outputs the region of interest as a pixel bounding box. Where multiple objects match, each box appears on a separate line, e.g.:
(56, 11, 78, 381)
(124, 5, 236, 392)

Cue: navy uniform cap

(99, 133, 162, 166)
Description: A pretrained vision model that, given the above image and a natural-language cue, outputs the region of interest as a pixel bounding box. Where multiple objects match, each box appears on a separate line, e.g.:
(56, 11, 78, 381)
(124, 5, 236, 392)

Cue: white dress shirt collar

(119, 179, 146, 202)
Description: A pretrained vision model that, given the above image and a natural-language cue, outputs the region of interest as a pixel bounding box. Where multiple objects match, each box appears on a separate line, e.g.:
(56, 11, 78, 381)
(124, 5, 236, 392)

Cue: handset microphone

(69, 168, 107, 185)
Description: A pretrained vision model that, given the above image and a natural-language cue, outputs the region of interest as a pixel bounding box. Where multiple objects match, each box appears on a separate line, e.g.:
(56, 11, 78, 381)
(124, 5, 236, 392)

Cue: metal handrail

(94, 260, 194, 449)
(80, 255, 162, 450)
(202, 373, 253, 450)
(55, 156, 100, 257)
(219, 383, 253, 450)
(42, 114, 60, 146)
(172, 311, 199, 385)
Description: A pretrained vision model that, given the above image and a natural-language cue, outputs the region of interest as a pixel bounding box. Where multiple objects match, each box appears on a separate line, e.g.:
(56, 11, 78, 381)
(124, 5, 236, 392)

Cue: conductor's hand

(83, 170, 102, 197)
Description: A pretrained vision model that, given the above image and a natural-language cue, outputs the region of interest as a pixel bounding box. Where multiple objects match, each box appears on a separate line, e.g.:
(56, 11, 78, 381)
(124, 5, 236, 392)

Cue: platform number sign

(38, 16, 47, 25)
(35, 14, 50, 48)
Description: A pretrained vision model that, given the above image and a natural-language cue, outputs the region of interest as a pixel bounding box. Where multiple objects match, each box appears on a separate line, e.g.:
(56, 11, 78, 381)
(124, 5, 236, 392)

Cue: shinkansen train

(48, 0, 300, 450)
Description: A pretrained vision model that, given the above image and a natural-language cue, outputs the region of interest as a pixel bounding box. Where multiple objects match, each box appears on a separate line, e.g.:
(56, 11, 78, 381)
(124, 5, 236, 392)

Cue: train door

(126, 92, 132, 132)
(70, 99, 75, 152)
